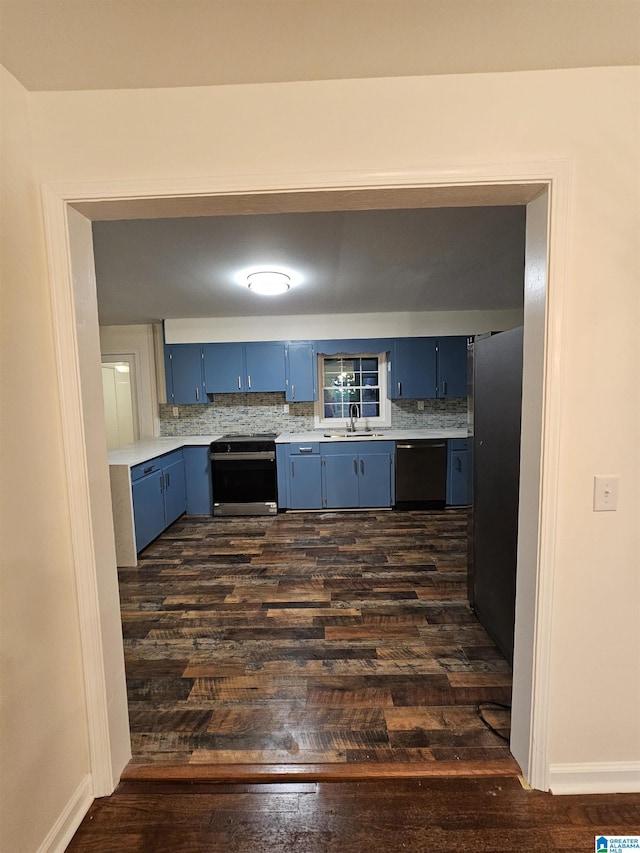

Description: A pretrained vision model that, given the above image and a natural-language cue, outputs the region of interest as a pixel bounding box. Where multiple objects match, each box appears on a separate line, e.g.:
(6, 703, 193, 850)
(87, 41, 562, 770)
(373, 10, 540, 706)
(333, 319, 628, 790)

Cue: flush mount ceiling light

(247, 271, 291, 296)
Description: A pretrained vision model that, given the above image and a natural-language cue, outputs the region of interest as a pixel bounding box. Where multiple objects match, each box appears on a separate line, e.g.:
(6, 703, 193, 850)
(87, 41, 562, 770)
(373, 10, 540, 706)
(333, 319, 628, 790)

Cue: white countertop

(276, 428, 467, 443)
(108, 429, 468, 468)
(108, 435, 222, 467)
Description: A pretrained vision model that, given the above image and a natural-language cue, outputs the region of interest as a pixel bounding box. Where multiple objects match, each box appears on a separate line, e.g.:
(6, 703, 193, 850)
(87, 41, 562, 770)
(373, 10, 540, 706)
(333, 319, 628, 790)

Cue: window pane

(321, 354, 380, 420)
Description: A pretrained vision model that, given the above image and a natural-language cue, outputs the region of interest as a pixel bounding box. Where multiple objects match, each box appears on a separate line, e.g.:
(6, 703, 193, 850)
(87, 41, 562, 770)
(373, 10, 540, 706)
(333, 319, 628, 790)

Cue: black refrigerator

(468, 327, 523, 666)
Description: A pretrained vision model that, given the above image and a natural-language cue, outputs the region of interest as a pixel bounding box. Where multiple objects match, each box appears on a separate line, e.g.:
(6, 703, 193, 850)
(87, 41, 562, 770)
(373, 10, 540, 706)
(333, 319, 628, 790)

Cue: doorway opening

(101, 354, 139, 449)
(45, 172, 559, 794)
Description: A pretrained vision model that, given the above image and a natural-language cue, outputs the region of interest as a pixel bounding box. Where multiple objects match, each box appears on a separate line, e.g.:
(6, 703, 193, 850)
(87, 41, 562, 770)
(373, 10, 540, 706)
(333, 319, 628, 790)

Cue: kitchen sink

(323, 432, 385, 438)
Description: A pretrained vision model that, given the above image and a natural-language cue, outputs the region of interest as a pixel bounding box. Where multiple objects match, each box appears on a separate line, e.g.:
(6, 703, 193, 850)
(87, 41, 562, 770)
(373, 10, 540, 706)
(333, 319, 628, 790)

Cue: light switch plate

(593, 475, 619, 511)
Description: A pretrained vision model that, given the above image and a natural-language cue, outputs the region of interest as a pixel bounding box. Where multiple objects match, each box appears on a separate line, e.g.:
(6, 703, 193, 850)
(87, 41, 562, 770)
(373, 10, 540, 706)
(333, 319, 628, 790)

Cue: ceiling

(93, 205, 526, 325)
(1, 0, 638, 92)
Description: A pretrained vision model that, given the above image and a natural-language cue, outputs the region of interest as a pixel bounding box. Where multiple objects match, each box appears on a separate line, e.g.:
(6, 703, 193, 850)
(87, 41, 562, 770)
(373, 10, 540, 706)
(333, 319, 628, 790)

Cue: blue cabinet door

(437, 336, 468, 398)
(167, 344, 204, 404)
(357, 451, 393, 507)
(132, 470, 165, 552)
(391, 338, 437, 399)
(162, 457, 186, 525)
(323, 452, 359, 508)
(167, 344, 205, 404)
(286, 343, 316, 402)
(245, 343, 286, 392)
(289, 455, 323, 509)
(447, 440, 471, 505)
(203, 343, 245, 393)
(276, 444, 290, 508)
(183, 446, 212, 514)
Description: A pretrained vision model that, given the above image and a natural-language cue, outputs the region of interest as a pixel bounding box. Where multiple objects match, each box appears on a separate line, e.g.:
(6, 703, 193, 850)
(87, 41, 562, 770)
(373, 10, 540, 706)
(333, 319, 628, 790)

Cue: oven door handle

(210, 451, 275, 462)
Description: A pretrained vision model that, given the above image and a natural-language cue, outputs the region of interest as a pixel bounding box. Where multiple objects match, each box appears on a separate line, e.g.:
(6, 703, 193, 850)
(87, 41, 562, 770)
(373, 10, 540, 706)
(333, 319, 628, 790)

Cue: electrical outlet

(172, 406, 179, 418)
(283, 403, 289, 414)
(417, 400, 424, 411)
(593, 475, 619, 511)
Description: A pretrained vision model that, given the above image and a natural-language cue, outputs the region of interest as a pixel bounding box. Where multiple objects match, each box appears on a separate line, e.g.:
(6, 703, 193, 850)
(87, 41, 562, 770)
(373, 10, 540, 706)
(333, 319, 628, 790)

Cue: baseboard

(549, 761, 640, 795)
(36, 773, 93, 853)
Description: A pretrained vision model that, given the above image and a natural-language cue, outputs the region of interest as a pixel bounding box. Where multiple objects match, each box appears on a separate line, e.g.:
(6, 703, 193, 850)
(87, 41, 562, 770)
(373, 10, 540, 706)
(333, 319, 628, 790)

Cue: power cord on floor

(476, 702, 511, 742)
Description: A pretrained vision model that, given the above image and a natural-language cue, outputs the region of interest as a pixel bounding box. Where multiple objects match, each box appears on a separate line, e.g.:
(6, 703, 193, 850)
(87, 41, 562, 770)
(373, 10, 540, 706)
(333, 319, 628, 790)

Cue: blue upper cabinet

(203, 343, 245, 393)
(437, 336, 468, 398)
(285, 342, 316, 402)
(166, 344, 205, 404)
(390, 338, 438, 399)
(245, 343, 286, 392)
(203, 342, 286, 393)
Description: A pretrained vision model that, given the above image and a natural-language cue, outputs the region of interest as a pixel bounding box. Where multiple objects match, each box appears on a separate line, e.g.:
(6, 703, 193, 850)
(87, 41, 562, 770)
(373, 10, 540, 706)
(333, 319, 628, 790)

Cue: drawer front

(131, 449, 184, 482)
(290, 442, 320, 455)
(131, 460, 160, 482)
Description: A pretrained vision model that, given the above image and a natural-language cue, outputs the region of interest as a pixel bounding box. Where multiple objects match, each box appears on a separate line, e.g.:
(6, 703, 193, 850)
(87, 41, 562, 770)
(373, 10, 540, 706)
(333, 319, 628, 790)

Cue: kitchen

(98, 203, 526, 770)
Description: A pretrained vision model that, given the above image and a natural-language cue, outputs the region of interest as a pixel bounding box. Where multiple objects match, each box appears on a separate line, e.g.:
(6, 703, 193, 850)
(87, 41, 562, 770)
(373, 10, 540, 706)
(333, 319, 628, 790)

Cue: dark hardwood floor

(67, 776, 640, 852)
(119, 508, 515, 772)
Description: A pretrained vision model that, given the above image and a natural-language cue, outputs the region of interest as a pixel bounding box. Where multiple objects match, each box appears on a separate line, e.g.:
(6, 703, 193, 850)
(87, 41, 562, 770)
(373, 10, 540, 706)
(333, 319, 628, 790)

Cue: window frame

(314, 350, 391, 429)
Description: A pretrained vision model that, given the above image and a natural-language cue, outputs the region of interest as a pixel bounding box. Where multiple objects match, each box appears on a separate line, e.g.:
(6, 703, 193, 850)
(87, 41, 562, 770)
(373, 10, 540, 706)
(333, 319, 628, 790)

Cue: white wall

(99, 324, 159, 437)
(164, 309, 524, 343)
(0, 67, 92, 853)
(2, 62, 639, 849)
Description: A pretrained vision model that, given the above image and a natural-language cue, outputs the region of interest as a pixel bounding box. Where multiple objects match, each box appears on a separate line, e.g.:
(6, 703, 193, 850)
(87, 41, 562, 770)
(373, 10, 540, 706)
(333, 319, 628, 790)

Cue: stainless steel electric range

(209, 433, 278, 516)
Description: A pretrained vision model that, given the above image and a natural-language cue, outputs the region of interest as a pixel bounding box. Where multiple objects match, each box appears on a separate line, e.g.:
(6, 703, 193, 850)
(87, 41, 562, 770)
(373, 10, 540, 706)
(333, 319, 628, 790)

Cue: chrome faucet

(348, 403, 360, 433)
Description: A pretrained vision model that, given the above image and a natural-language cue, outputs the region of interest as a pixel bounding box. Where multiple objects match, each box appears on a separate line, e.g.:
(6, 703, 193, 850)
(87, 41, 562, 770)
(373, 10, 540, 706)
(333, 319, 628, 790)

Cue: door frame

(41, 161, 569, 795)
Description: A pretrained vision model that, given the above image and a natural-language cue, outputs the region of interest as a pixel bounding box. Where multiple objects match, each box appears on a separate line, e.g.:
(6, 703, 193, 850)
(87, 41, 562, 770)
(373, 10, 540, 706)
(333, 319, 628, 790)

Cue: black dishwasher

(395, 440, 447, 509)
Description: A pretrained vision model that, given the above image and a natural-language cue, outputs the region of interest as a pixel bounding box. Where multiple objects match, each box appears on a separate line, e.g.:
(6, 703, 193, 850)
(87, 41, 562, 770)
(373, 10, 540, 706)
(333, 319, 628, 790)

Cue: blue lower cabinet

(322, 441, 395, 509)
(289, 454, 323, 509)
(132, 470, 165, 552)
(183, 446, 213, 514)
(447, 439, 471, 505)
(131, 450, 187, 552)
(357, 451, 395, 507)
(323, 452, 360, 508)
(163, 456, 186, 525)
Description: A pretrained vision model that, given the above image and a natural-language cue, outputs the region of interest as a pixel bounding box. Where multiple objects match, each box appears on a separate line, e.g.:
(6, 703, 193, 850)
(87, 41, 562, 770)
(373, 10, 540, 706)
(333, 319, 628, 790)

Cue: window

(315, 352, 390, 427)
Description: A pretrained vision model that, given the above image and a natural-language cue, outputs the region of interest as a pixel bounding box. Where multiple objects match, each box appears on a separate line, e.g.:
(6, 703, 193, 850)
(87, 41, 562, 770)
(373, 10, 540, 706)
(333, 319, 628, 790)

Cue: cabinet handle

(195, 387, 200, 401)
(159, 474, 164, 492)
(299, 446, 313, 453)
(360, 459, 364, 475)
(238, 375, 241, 390)
(144, 465, 154, 474)
(291, 384, 295, 400)
(291, 460, 295, 478)
(441, 381, 447, 396)
(247, 375, 251, 390)
(166, 472, 170, 488)
(397, 381, 402, 396)
(353, 459, 358, 475)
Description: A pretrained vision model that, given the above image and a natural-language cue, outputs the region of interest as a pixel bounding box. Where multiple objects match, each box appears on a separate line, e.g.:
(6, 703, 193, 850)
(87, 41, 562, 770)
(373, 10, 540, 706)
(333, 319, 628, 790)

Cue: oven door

(210, 451, 277, 515)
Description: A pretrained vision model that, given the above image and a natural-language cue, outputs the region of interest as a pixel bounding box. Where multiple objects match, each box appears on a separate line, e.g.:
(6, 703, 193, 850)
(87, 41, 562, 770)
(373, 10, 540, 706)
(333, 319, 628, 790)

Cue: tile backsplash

(159, 393, 467, 436)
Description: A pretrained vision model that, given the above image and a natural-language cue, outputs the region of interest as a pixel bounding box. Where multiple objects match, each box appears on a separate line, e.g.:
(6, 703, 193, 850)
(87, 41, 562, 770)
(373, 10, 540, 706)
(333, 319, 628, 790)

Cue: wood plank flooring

(120, 509, 514, 769)
(67, 776, 640, 852)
